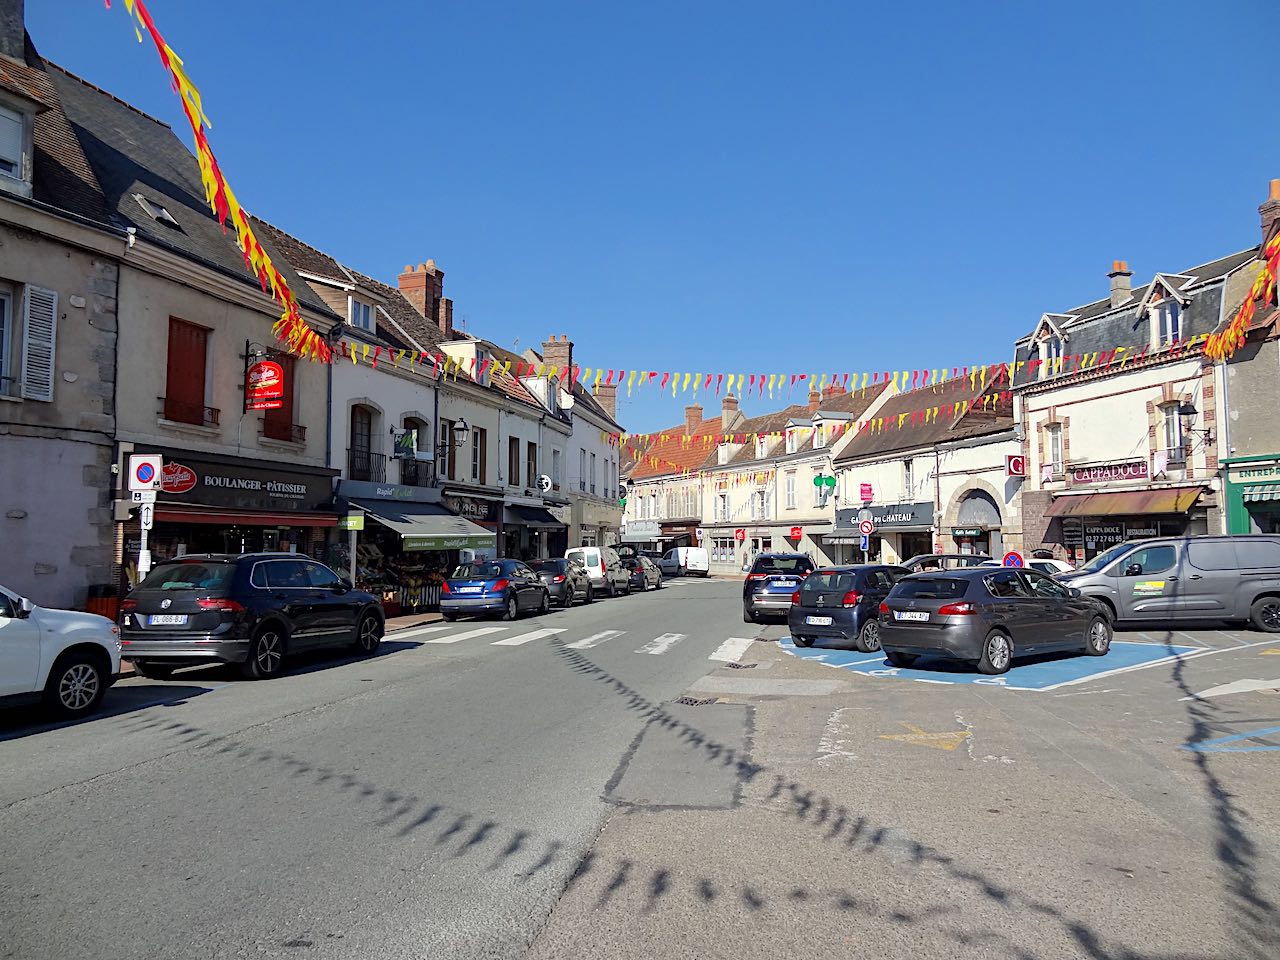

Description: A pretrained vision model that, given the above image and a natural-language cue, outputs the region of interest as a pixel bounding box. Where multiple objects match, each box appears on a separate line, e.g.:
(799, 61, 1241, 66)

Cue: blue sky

(31, 0, 1276, 432)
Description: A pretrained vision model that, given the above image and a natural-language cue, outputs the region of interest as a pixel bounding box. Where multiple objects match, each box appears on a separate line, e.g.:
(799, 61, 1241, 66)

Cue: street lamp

(1177, 402, 1214, 445)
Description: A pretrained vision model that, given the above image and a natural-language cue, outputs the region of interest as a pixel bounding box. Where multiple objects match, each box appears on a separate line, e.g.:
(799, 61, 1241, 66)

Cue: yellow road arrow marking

(879, 722, 972, 752)
(1260, 649, 1280, 655)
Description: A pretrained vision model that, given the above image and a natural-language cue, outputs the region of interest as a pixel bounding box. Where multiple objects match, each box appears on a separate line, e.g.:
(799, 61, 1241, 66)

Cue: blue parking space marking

(1182, 725, 1280, 753)
(779, 639, 1202, 691)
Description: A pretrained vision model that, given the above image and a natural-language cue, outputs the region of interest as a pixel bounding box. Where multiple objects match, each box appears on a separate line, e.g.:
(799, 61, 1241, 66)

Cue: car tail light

(600, 558, 607, 577)
(841, 590, 861, 608)
(791, 591, 800, 604)
(121, 599, 138, 613)
(197, 598, 244, 613)
(493, 579, 510, 592)
(746, 573, 769, 582)
(938, 602, 976, 616)
(879, 601, 890, 615)
(441, 581, 451, 594)
(553, 575, 566, 583)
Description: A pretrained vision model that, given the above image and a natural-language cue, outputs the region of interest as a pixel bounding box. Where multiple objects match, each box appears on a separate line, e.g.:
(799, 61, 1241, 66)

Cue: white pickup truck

(0, 583, 121, 717)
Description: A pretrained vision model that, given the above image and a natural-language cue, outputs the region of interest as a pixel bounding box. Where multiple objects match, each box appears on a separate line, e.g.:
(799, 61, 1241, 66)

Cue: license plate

(456, 586, 482, 594)
(894, 611, 929, 622)
(805, 616, 833, 626)
(148, 614, 187, 625)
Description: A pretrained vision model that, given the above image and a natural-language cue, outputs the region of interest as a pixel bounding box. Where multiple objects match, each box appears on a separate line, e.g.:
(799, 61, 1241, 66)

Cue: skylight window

(134, 194, 182, 229)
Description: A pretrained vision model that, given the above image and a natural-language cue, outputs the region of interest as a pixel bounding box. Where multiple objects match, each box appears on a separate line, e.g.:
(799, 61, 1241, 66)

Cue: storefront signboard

(1126, 524, 1159, 539)
(1061, 518, 1084, 546)
(338, 479, 440, 503)
(1071, 461, 1149, 485)
(337, 515, 365, 531)
(952, 527, 983, 538)
(1228, 462, 1280, 484)
(621, 520, 661, 542)
(403, 533, 496, 552)
(132, 449, 335, 512)
(442, 494, 501, 523)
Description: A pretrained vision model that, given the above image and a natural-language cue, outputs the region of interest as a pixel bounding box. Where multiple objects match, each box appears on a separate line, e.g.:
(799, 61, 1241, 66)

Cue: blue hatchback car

(787, 565, 909, 652)
(440, 558, 551, 622)
(743, 553, 815, 622)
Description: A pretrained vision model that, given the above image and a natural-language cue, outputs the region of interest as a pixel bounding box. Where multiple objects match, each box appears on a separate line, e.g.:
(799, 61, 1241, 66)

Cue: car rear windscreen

(452, 563, 504, 579)
(530, 560, 563, 573)
(802, 572, 855, 593)
(753, 556, 813, 574)
(890, 578, 968, 600)
(568, 549, 599, 566)
(136, 562, 235, 592)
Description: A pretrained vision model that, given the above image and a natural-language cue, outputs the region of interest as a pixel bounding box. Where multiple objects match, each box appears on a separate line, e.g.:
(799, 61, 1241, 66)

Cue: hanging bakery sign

(245, 359, 285, 411)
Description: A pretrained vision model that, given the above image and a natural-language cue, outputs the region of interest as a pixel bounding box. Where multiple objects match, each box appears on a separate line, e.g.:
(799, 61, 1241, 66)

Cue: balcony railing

(348, 448, 387, 483)
(263, 421, 306, 443)
(161, 397, 220, 427)
(399, 458, 433, 487)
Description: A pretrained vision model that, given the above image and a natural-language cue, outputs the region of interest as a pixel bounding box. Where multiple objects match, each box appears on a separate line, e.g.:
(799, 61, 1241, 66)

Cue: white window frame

(579, 448, 587, 492)
(785, 430, 797, 455)
(1162, 406, 1186, 460)
(350, 298, 375, 331)
(471, 428, 482, 483)
(717, 492, 730, 522)
(1046, 424, 1063, 474)
(1155, 301, 1182, 347)
(812, 473, 823, 508)
(756, 436, 768, 459)
(1037, 336, 1063, 377)
(590, 452, 597, 495)
(0, 103, 27, 183)
(552, 449, 562, 489)
(0, 285, 12, 396)
(785, 472, 796, 509)
(903, 460, 914, 497)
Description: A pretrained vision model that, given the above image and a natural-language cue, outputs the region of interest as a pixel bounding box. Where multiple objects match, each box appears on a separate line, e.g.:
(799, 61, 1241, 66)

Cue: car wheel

(885, 650, 917, 668)
(354, 613, 383, 655)
(561, 588, 574, 609)
(442, 611, 458, 622)
(585, 584, 595, 604)
(1249, 596, 1280, 633)
(624, 580, 633, 595)
(131, 660, 177, 680)
(855, 619, 882, 653)
(793, 635, 814, 648)
(1084, 616, 1112, 656)
(607, 579, 617, 598)
(501, 594, 519, 621)
(638, 577, 648, 592)
(977, 630, 1012, 675)
(538, 591, 550, 616)
(241, 625, 286, 680)
(743, 605, 756, 624)
(43, 651, 107, 717)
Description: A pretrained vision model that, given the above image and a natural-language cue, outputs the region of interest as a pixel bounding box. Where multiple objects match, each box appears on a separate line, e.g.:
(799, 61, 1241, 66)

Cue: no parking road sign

(1003, 551, 1024, 568)
(128, 454, 163, 492)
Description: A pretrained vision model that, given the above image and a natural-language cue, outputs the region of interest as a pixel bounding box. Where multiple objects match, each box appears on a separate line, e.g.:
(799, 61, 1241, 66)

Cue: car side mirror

(337, 578, 353, 592)
(1125, 563, 1143, 577)
(1069, 587, 1082, 599)
(18, 597, 35, 618)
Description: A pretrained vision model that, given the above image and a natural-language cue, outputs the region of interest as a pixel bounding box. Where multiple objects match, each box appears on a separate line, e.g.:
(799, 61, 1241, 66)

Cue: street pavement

(2, 577, 1279, 959)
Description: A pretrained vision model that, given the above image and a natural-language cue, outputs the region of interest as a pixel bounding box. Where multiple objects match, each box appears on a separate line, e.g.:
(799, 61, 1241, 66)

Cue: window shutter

(479, 430, 488, 485)
(21, 286, 57, 401)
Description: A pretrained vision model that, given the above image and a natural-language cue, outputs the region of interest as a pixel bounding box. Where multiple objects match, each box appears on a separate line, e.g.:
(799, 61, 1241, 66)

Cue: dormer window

(756, 436, 768, 459)
(0, 104, 24, 180)
(350, 299, 375, 332)
(1035, 334, 1063, 378)
(1155, 300, 1182, 347)
(133, 194, 181, 229)
(785, 430, 798, 455)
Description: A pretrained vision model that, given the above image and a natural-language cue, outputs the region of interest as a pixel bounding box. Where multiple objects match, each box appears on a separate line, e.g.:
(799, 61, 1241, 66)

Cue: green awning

(1243, 483, 1280, 503)
(348, 499, 496, 552)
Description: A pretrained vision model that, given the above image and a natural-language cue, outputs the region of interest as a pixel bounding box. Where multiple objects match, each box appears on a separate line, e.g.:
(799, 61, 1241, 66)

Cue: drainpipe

(933, 444, 943, 551)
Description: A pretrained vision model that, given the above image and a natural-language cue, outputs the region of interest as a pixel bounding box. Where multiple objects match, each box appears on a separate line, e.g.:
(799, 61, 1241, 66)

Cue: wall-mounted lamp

(1177, 402, 1214, 445)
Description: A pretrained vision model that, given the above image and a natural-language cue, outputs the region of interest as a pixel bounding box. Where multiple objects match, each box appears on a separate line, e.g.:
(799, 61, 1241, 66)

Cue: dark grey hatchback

(879, 568, 1112, 675)
(119, 554, 385, 679)
(788, 565, 908, 651)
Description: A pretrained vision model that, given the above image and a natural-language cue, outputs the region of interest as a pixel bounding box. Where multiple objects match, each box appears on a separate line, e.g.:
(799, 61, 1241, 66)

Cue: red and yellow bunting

(1205, 231, 1280, 362)
(107, 0, 329, 361)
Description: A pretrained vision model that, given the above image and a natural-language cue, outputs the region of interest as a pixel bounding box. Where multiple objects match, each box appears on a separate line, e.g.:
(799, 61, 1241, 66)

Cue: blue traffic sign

(1003, 551, 1024, 568)
(136, 463, 155, 484)
(860, 534, 870, 551)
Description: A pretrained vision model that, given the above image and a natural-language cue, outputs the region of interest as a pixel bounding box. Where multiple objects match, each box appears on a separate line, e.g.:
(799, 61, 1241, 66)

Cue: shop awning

(349, 499, 496, 551)
(155, 506, 337, 527)
(503, 505, 565, 529)
(1243, 483, 1280, 503)
(1045, 486, 1204, 518)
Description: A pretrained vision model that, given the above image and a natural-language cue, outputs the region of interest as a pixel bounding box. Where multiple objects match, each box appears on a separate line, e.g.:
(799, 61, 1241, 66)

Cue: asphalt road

(2, 577, 1279, 960)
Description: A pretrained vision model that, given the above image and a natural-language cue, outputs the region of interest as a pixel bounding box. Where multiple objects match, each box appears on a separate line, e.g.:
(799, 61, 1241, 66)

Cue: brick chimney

(595, 383, 618, 419)
(721, 394, 743, 431)
(397, 261, 453, 337)
(808, 388, 822, 414)
(1260, 179, 1280, 246)
(0, 0, 23, 62)
(541, 334, 573, 379)
(684, 403, 703, 434)
(1108, 260, 1132, 308)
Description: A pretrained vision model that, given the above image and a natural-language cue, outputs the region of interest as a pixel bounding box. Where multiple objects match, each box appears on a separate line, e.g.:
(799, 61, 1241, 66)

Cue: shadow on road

(0, 683, 212, 743)
(103, 634, 1270, 959)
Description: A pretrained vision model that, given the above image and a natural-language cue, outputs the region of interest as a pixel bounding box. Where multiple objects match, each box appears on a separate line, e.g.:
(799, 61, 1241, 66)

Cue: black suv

(743, 553, 815, 622)
(119, 554, 385, 679)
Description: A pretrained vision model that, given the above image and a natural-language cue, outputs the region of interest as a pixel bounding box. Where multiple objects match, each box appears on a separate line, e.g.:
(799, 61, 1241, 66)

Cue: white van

(565, 546, 632, 597)
(659, 547, 710, 578)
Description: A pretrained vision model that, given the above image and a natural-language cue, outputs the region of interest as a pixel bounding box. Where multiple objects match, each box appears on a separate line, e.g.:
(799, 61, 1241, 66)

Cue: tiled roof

(521, 347, 623, 431)
(46, 63, 337, 321)
(722, 387, 888, 467)
(835, 377, 1012, 462)
(626, 414, 724, 480)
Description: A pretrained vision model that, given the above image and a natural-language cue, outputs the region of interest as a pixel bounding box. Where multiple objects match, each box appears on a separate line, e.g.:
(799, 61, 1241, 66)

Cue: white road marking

(1180, 678, 1280, 701)
(424, 626, 508, 644)
(816, 707, 860, 765)
(955, 711, 1015, 764)
(636, 633, 685, 655)
(491, 628, 567, 646)
(709, 637, 754, 663)
(386, 624, 453, 640)
(567, 630, 624, 649)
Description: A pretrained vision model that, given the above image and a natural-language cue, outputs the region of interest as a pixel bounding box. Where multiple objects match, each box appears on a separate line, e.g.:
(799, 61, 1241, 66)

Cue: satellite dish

(537, 474, 552, 492)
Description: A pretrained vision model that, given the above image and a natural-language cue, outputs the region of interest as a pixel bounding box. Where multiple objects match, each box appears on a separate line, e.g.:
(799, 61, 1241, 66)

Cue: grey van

(1057, 536, 1280, 631)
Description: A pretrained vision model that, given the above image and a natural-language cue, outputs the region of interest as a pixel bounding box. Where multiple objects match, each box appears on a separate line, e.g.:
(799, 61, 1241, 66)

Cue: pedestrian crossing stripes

(709, 637, 753, 663)
(490, 628, 566, 646)
(423, 626, 507, 644)
(636, 633, 685, 655)
(567, 631, 625, 649)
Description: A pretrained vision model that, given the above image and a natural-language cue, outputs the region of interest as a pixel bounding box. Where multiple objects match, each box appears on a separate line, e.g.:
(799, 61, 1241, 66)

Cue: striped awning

(1243, 483, 1280, 503)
